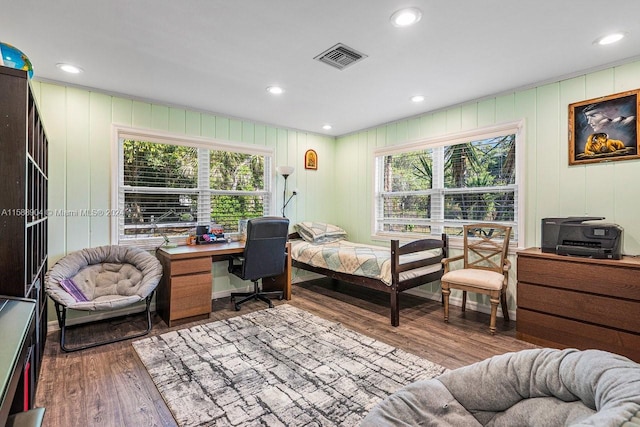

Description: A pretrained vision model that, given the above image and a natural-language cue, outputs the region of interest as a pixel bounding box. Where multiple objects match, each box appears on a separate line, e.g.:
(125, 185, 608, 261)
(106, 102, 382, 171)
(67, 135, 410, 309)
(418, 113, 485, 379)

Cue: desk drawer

(169, 273, 212, 321)
(170, 257, 212, 276)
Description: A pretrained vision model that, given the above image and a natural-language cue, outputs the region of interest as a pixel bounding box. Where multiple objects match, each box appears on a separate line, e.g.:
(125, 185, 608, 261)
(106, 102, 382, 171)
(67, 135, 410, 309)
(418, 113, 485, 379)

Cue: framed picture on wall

(568, 89, 640, 165)
(304, 149, 318, 170)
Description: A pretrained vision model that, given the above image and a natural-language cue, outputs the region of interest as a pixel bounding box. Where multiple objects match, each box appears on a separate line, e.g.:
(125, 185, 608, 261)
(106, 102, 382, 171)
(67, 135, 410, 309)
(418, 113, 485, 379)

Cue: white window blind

(373, 121, 524, 246)
(113, 127, 273, 248)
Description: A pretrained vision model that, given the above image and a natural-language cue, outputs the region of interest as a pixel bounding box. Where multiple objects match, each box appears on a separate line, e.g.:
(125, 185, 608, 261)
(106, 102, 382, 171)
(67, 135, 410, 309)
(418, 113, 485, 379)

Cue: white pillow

(295, 222, 347, 243)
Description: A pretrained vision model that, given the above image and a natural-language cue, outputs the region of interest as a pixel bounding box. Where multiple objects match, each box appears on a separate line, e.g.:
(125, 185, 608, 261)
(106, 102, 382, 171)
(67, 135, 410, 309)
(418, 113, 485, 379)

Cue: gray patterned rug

(133, 305, 446, 426)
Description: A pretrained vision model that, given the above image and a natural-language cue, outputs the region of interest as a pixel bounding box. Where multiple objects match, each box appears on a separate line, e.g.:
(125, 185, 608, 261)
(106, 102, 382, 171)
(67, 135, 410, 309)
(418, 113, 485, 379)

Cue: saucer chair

(45, 245, 163, 352)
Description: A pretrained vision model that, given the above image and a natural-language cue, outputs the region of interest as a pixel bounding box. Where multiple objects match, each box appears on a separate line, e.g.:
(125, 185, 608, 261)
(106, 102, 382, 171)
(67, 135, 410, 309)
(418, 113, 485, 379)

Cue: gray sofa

(361, 348, 640, 427)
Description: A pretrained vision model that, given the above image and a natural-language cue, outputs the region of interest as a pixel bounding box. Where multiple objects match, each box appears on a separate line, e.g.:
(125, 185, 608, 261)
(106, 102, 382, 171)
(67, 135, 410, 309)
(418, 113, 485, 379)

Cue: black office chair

(228, 217, 290, 311)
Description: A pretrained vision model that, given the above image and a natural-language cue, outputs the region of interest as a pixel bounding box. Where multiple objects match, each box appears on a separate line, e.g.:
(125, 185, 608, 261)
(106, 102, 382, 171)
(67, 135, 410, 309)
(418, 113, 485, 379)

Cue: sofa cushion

(362, 348, 640, 427)
(45, 245, 163, 311)
(438, 348, 640, 426)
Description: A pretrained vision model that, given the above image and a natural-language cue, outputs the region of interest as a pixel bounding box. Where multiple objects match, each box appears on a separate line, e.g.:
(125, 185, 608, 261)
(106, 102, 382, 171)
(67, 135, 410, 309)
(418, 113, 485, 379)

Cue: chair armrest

(228, 255, 245, 273)
(442, 254, 464, 273)
(442, 254, 464, 265)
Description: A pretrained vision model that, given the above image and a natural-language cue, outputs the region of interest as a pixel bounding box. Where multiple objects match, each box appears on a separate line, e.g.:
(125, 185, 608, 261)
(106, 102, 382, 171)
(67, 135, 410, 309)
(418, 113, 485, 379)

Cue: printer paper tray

(556, 244, 618, 259)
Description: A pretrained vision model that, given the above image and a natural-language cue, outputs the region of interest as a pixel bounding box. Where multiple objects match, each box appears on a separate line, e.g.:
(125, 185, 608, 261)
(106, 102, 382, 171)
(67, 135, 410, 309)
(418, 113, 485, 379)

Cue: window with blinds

(114, 128, 273, 247)
(373, 121, 523, 245)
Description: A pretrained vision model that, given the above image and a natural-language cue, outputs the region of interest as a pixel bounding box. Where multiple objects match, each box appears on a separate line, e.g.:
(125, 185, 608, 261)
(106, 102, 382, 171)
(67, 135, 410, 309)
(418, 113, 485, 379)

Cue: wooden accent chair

(441, 223, 512, 334)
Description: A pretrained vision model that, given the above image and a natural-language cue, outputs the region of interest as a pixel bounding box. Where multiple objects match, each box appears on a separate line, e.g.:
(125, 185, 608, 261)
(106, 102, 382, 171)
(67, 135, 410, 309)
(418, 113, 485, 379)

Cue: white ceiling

(3, 0, 640, 137)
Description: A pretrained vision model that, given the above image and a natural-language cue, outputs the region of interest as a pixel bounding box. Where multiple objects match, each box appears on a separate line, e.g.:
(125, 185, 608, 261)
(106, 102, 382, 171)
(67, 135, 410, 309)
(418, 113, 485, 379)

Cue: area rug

(132, 305, 447, 426)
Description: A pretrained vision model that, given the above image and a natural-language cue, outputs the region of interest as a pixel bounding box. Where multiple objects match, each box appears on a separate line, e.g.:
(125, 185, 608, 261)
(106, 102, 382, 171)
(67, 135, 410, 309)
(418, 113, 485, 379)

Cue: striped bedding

(290, 239, 442, 286)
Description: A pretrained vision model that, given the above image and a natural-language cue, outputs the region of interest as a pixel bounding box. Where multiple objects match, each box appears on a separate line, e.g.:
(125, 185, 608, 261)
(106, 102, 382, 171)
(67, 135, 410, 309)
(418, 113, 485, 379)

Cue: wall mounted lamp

(276, 165, 297, 217)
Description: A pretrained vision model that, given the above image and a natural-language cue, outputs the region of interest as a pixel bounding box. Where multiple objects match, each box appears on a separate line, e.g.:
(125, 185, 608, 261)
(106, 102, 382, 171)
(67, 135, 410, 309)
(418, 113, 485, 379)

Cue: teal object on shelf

(0, 41, 33, 78)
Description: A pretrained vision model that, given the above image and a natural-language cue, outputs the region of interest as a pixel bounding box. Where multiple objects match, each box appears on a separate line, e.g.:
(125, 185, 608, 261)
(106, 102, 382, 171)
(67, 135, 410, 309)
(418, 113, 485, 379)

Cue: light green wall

(335, 60, 640, 315)
(33, 59, 640, 322)
(30, 82, 335, 320)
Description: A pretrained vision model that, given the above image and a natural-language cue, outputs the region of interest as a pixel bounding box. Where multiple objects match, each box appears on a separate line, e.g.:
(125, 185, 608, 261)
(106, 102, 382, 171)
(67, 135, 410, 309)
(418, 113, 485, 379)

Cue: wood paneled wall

(335, 60, 640, 315)
(30, 59, 640, 321)
(30, 84, 335, 311)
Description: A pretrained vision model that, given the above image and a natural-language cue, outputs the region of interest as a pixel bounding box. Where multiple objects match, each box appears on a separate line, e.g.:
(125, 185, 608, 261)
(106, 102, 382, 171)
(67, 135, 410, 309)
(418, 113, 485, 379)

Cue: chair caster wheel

(235, 304, 241, 311)
(278, 295, 284, 300)
(268, 302, 274, 308)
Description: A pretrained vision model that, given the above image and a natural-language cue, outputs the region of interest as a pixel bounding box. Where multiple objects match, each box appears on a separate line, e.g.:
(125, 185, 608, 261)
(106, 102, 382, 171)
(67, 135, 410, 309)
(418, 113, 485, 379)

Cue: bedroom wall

(334, 59, 640, 317)
(30, 82, 336, 321)
(32, 59, 640, 324)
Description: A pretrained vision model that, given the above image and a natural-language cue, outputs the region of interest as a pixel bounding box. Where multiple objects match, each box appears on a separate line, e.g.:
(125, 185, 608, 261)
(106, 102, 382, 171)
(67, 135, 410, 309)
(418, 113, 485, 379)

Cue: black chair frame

(53, 292, 154, 352)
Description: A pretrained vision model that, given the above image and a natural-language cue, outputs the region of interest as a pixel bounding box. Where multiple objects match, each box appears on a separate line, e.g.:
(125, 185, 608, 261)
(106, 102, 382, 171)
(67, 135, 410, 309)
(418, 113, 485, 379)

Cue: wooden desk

(156, 242, 291, 327)
(516, 248, 640, 362)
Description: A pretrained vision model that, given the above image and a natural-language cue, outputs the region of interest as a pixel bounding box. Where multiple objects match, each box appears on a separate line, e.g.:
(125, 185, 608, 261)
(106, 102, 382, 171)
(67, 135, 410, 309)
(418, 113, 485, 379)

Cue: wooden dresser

(516, 248, 640, 362)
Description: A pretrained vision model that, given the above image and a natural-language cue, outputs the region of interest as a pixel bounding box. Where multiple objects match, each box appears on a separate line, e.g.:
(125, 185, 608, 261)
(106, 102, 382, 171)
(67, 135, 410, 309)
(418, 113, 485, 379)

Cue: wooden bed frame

(288, 233, 447, 326)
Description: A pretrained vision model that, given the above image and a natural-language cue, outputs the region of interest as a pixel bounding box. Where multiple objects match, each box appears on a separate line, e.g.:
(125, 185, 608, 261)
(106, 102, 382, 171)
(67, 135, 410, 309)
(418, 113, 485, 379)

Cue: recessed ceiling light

(390, 7, 422, 27)
(56, 63, 83, 74)
(594, 33, 625, 45)
(410, 95, 425, 103)
(322, 124, 332, 130)
(266, 86, 284, 95)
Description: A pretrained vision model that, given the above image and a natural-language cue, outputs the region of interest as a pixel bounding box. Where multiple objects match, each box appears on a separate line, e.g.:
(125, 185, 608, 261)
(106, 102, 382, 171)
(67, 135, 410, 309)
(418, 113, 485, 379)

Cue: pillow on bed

(295, 222, 347, 243)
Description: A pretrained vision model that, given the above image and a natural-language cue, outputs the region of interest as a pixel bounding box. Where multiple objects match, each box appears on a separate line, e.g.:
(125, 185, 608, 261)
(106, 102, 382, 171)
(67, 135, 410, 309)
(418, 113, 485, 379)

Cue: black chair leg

(230, 280, 283, 310)
(55, 293, 155, 352)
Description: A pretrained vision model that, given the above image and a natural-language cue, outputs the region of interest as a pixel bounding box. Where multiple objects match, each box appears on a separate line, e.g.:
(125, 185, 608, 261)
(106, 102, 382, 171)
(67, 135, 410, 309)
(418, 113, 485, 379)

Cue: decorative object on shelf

(0, 41, 34, 78)
(304, 149, 318, 170)
(276, 165, 297, 217)
(568, 88, 639, 165)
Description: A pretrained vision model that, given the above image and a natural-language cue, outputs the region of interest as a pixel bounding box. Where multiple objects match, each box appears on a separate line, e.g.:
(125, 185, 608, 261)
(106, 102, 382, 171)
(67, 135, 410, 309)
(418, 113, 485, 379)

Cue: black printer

(541, 217, 623, 260)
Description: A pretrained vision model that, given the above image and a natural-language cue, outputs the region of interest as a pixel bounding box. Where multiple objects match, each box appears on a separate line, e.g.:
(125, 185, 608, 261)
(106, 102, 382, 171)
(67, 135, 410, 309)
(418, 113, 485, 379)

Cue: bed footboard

(291, 233, 447, 327)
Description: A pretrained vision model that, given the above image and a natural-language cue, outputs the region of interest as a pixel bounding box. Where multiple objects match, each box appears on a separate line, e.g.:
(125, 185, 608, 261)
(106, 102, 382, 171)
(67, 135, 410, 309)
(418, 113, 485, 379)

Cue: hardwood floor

(35, 279, 538, 426)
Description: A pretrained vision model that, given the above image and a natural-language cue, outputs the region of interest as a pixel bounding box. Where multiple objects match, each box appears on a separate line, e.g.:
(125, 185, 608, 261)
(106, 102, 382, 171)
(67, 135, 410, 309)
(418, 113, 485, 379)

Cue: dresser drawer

(517, 255, 640, 301)
(518, 282, 640, 333)
(517, 309, 640, 362)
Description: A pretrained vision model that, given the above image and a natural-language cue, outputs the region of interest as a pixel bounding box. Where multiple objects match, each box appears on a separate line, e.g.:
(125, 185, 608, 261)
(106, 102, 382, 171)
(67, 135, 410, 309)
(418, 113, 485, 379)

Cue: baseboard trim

(294, 276, 516, 320)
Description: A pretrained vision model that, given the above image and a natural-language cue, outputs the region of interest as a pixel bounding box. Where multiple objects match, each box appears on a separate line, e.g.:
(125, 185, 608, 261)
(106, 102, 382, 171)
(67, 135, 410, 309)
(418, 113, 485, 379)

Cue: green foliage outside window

(121, 139, 269, 240)
(377, 133, 517, 238)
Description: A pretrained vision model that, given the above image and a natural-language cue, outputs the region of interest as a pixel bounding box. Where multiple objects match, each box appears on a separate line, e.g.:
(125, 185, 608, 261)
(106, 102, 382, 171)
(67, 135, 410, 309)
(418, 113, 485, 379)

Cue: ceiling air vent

(314, 43, 368, 70)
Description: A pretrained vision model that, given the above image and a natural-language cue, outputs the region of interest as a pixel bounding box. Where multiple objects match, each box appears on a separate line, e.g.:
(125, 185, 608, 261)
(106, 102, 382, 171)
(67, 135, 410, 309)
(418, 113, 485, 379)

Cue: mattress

(290, 239, 442, 286)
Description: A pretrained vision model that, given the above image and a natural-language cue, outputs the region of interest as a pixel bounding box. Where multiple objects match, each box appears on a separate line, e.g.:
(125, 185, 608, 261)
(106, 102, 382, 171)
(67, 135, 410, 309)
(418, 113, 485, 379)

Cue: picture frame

(304, 149, 318, 170)
(568, 89, 639, 165)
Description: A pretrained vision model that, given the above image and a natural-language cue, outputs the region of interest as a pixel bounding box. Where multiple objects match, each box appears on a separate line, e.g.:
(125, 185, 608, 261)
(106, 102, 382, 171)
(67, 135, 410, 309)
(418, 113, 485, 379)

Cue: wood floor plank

(35, 278, 539, 426)
(110, 346, 175, 426)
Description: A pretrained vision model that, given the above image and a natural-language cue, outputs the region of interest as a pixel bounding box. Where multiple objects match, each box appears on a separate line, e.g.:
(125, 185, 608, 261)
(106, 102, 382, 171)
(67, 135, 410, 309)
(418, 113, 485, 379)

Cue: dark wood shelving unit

(0, 65, 49, 413)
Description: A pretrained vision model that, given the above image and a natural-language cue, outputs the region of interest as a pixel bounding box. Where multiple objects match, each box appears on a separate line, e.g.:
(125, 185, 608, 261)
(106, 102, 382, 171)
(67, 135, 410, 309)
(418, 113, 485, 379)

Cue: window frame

(372, 120, 525, 249)
(111, 125, 275, 248)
